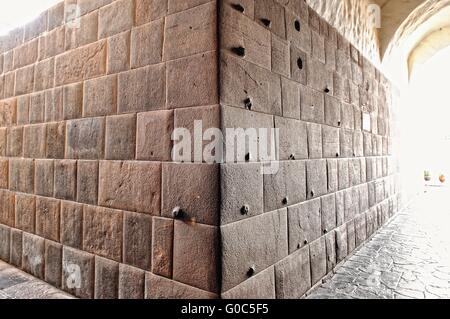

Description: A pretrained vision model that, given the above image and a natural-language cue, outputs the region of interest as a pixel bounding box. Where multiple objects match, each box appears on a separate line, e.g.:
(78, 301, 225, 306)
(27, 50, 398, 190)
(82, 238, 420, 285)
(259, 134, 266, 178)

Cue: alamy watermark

(172, 121, 280, 174)
(367, 4, 381, 29)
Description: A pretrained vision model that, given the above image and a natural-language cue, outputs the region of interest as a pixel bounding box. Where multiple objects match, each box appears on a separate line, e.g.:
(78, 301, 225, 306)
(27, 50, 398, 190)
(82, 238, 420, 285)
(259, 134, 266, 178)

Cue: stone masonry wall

(0, 0, 220, 299)
(219, 0, 401, 298)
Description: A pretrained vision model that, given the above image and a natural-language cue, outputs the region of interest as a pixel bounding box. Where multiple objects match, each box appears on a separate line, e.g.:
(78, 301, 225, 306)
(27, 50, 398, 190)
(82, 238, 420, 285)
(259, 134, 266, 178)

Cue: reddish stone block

(22, 232, 45, 279)
(105, 114, 136, 160)
(15, 65, 35, 95)
(0, 98, 17, 126)
(23, 124, 46, 158)
(0, 128, 6, 156)
(173, 221, 219, 293)
(46, 121, 65, 159)
(10, 228, 22, 268)
(118, 264, 145, 299)
(99, 161, 161, 214)
(0, 190, 14, 228)
(271, 34, 290, 76)
(45, 88, 64, 122)
(167, 0, 210, 14)
(281, 77, 301, 119)
(60, 201, 83, 249)
(9, 158, 34, 194)
(77, 160, 99, 205)
(55, 40, 107, 86)
(123, 211, 152, 270)
(35, 196, 60, 242)
(29, 92, 45, 124)
(136, 110, 172, 161)
(94, 256, 119, 299)
(98, 0, 134, 39)
(14, 193, 35, 233)
(65, 11, 98, 50)
(17, 95, 30, 125)
(290, 45, 307, 85)
(131, 19, 163, 68)
(118, 64, 165, 113)
(83, 205, 123, 262)
(0, 158, 8, 189)
(66, 117, 105, 159)
(62, 246, 94, 299)
(6, 126, 23, 157)
(107, 31, 130, 74)
(54, 160, 77, 201)
(0, 224, 10, 261)
(167, 51, 218, 108)
(34, 159, 54, 197)
(145, 272, 218, 299)
(48, 2, 65, 30)
(162, 163, 219, 225)
(255, 0, 286, 38)
(83, 75, 117, 117)
(45, 240, 62, 288)
(34, 58, 55, 91)
(78, 0, 114, 15)
(13, 38, 38, 69)
(164, 2, 216, 61)
(151, 217, 173, 278)
(38, 26, 65, 60)
(63, 82, 83, 120)
(136, 0, 168, 25)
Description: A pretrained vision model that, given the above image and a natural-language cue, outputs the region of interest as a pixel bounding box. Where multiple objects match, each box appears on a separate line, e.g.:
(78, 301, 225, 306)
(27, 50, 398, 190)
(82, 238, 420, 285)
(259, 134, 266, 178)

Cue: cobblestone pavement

(0, 260, 73, 299)
(309, 187, 450, 299)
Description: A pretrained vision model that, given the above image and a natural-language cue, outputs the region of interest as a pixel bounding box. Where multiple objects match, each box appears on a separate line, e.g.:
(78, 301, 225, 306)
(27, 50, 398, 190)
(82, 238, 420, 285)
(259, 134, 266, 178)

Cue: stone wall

(219, 0, 401, 298)
(0, 0, 220, 299)
(0, 0, 401, 299)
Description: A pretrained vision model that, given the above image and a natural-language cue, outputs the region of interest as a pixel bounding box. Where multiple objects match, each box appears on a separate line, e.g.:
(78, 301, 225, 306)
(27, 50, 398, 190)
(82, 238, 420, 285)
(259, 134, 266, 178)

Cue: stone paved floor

(308, 186, 450, 299)
(0, 260, 73, 299)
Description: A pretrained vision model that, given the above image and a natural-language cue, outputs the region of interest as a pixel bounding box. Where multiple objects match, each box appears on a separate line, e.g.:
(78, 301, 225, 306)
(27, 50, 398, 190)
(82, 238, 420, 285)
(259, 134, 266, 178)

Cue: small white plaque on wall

(362, 112, 371, 132)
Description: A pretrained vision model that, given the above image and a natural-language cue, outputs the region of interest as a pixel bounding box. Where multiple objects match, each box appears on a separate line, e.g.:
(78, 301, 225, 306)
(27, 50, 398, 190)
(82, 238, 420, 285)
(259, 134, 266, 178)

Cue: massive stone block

(15, 193, 35, 233)
(22, 232, 45, 279)
(62, 247, 94, 299)
(35, 196, 60, 242)
(151, 217, 174, 279)
(123, 211, 152, 270)
(288, 199, 321, 253)
(222, 266, 276, 299)
(306, 160, 327, 199)
(66, 117, 105, 159)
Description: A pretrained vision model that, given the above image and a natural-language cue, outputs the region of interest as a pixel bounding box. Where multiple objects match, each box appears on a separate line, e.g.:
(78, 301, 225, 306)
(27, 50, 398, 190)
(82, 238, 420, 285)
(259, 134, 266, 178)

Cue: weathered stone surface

(347, 219, 356, 253)
(136, 0, 167, 25)
(221, 209, 288, 292)
(7, 126, 23, 157)
(324, 230, 336, 272)
(62, 247, 94, 299)
(355, 213, 367, 247)
(60, 201, 83, 249)
(136, 110, 173, 161)
(151, 217, 173, 278)
(9, 158, 34, 194)
(290, 45, 307, 85)
(63, 82, 83, 120)
(255, 0, 286, 38)
(335, 224, 348, 262)
(35, 159, 54, 197)
(340, 129, 354, 158)
(338, 159, 349, 190)
(99, 161, 161, 215)
(307, 57, 333, 93)
(310, 237, 327, 285)
(119, 264, 145, 299)
(65, 11, 98, 51)
(22, 233, 45, 279)
(281, 77, 301, 119)
(29, 92, 45, 124)
(44, 122, 65, 159)
(48, 2, 64, 30)
(275, 117, 308, 160)
(327, 159, 338, 193)
(301, 85, 324, 123)
(0, 159, 7, 189)
(0, 128, 5, 156)
(76, 160, 98, 205)
(174, 221, 220, 293)
(55, 40, 107, 86)
(145, 272, 217, 299)
(94, 256, 119, 299)
(118, 64, 165, 113)
(107, 31, 130, 74)
(34, 58, 55, 91)
(131, 19, 163, 68)
(17, 95, 29, 125)
(324, 95, 341, 127)
(38, 26, 65, 60)
(307, 123, 322, 159)
(98, 0, 134, 39)
(306, 160, 327, 199)
(272, 34, 290, 76)
(275, 246, 311, 299)
(54, 160, 77, 201)
(45, 88, 64, 123)
(0, 98, 17, 126)
(165, 2, 216, 61)
(35, 197, 60, 242)
(123, 211, 152, 270)
(10, 228, 22, 267)
(0, 190, 14, 227)
(264, 160, 306, 212)
(222, 266, 275, 299)
(321, 193, 336, 233)
(105, 114, 136, 160)
(66, 117, 105, 159)
(221, 4, 270, 70)
(77, 0, 114, 16)
(24, 11, 47, 41)
(45, 240, 62, 288)
(167, 51, 218, 108)
(162, 163, 219, 225)
(23, 124, 46, 158)
(349, 158, 362, 186)
(15, 193, 35, 233)
(288, 199, 321, 253)
(13, 38, 38, 69)
(83, 75, 117, 117)
(83, 205, 123, 262)
(0, 224, 10, 261)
